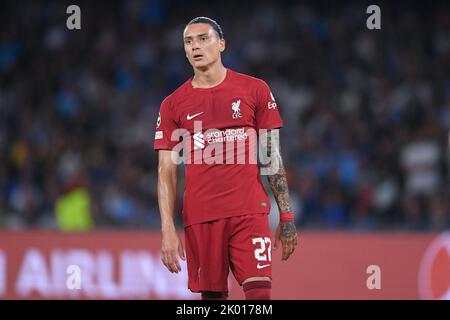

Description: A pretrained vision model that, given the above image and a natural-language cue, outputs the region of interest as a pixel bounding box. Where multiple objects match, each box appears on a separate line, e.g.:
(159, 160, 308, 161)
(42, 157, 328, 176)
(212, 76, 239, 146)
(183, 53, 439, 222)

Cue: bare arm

(259, 129, 298, 261)
(157, 150, 185, 273)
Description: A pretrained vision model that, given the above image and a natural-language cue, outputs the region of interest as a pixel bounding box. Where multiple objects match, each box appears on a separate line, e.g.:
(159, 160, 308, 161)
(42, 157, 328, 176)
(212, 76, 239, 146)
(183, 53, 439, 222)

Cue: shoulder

(161, 79, 191, 108)
(229, 69, 268, 89)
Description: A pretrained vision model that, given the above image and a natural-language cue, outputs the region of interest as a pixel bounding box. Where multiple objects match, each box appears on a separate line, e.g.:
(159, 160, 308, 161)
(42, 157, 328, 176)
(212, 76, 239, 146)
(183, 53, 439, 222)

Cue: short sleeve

(255, 81, 284, 130)
(153, 98, 180, 151)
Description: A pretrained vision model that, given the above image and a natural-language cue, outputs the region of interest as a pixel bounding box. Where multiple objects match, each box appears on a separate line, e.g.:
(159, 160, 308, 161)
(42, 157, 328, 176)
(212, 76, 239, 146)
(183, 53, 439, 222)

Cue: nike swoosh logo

(256, 263, 271, 269)
(186, 112, 204, 120)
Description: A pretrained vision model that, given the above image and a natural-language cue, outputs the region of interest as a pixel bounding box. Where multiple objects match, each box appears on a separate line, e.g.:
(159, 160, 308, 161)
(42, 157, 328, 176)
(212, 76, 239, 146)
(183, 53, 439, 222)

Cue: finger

(283, 247, 293, 260)
(288, 241, 296, 257)
(174, 257, 181, 273)
(171, 264, 179, 273)
(288, 237, 297, 252)
(274, 236, 279, 250)
(281, 240, 288, 260)
(284, 238, 297, 260)
(165, 251, 179, 273)
(161, 253, 172, 272)
(282, 248, 288, 260)
(171, 260, 180, 273)
(161, 252, 168, 266)
(282, 240, 293, 260)
(286, 235, 297, 249)
(170, 249, 182, 273)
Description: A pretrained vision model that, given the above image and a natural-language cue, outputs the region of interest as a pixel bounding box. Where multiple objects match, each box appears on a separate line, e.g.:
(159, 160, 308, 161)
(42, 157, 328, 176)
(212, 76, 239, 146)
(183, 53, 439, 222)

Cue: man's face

(183, 23, 225, 69)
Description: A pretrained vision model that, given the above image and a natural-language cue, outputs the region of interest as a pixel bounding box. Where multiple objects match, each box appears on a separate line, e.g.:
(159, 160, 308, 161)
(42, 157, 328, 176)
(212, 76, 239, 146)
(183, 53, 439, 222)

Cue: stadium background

(0, 0, 449, 299)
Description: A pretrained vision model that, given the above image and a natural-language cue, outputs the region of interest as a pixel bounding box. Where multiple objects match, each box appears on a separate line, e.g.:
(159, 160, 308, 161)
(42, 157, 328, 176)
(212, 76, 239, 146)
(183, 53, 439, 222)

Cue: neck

(192, 62, 227, 88)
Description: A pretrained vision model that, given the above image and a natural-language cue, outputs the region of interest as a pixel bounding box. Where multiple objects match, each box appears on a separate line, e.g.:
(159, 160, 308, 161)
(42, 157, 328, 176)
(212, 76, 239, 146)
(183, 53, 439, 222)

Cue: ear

(219, 39, 226, 52)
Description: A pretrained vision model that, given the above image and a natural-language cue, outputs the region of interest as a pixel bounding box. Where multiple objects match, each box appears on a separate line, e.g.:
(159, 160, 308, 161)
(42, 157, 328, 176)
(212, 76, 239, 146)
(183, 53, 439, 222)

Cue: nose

(191, 39, 201, 51)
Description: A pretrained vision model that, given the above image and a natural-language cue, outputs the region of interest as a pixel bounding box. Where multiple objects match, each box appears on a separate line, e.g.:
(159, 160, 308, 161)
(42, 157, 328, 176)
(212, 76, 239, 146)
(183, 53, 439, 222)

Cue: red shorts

(184, 213, 272, 293)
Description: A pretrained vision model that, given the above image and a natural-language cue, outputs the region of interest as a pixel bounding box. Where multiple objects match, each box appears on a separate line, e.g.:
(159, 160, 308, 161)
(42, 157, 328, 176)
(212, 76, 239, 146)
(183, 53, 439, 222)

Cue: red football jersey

(154, 69, 283, 226)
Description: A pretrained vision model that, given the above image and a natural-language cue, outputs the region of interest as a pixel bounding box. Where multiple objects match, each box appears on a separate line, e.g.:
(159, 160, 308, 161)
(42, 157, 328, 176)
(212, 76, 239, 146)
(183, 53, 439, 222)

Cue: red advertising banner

(0, 231, 448, 300)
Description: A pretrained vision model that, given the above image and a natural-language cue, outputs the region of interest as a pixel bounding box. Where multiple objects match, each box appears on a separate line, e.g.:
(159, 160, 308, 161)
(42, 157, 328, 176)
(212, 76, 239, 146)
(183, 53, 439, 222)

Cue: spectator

(0, 0, 448, 230)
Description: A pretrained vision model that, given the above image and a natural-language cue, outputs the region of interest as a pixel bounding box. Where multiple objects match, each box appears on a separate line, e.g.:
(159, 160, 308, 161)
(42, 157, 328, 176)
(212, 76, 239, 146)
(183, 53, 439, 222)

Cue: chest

(177, 89, 257, 132)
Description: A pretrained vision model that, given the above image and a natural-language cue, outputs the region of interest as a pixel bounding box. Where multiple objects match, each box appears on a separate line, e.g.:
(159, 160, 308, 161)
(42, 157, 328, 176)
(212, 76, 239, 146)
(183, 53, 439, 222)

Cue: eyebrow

(184, 33, 209, 40)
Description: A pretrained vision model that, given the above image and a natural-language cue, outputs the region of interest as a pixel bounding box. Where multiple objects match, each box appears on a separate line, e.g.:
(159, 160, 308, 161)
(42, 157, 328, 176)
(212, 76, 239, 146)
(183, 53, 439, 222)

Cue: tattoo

(280, 221, 297, 240)
(260, 130, 292, 214)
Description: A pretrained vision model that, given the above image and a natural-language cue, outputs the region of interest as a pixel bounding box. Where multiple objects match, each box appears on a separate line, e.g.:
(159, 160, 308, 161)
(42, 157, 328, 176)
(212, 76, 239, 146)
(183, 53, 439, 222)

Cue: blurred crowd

(0, 0, 449, 230)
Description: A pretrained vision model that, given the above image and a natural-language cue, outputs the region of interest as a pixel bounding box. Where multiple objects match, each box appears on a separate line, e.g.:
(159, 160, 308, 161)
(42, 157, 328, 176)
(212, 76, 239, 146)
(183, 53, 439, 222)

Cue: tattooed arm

(259, 129, 298, 261)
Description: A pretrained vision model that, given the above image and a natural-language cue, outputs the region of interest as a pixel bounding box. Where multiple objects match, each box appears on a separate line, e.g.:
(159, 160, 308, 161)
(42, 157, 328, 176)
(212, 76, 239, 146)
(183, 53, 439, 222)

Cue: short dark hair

(186, 17, 224, 39)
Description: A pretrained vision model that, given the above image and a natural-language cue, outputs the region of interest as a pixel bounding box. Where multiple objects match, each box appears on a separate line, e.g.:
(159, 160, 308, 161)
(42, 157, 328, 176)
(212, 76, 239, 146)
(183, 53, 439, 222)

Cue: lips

(193, 54, 203, 60)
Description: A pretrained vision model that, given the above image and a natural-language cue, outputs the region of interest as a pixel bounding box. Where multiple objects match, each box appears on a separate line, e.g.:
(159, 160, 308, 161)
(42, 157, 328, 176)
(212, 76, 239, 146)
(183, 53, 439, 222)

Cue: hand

(273, 221, 298, 261)
(161, 228, 185, 273)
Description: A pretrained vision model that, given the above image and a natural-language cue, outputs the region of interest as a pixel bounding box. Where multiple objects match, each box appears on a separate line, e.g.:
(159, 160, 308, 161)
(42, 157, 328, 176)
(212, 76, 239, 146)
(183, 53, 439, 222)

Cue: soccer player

(154, 17, 298, 300)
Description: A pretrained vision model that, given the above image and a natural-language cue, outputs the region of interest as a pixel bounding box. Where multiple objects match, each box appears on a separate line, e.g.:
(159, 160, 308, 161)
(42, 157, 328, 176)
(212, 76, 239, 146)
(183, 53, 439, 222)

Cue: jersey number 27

(252, 237, 272, 262)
